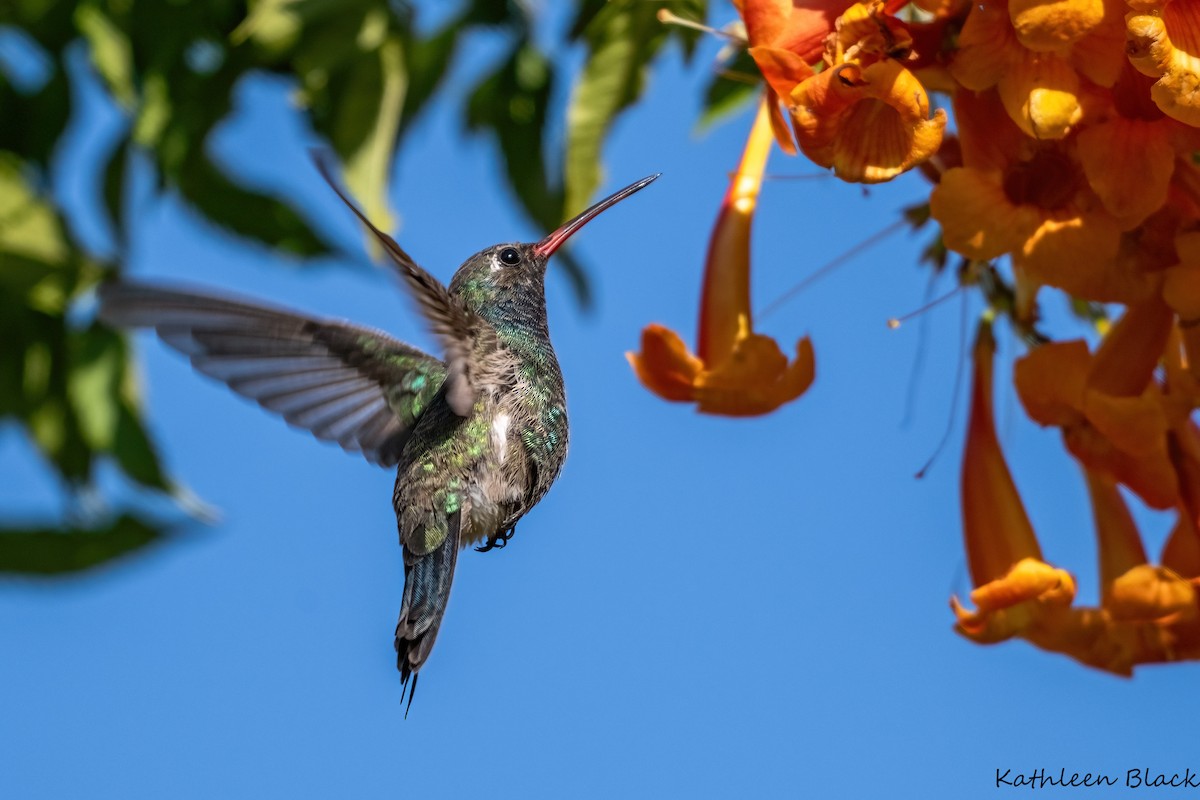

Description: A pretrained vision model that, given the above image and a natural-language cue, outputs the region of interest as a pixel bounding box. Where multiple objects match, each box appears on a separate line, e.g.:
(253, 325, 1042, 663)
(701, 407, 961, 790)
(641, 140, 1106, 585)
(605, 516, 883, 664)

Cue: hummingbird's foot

(475, 524, 516, 553)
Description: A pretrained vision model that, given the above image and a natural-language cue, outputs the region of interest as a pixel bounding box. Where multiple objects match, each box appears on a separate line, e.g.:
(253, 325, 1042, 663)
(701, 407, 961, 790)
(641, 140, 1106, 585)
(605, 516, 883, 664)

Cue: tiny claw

(474, 524, 516, 553)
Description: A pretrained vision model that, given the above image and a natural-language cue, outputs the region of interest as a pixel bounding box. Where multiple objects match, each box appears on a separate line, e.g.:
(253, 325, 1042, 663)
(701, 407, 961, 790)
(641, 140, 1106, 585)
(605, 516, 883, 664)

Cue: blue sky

(3, 7, 1197, 799)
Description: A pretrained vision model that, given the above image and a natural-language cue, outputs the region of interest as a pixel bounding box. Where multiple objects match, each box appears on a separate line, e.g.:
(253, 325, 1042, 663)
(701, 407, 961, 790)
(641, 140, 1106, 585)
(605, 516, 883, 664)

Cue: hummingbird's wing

(98, 283, 447, 467)
(315, 159, 488, 417)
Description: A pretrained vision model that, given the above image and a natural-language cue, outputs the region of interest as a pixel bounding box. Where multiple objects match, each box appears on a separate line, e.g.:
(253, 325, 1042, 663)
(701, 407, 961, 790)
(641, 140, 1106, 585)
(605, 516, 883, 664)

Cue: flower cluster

(931, 0, 1200, 675)
(631, 0, 944, 414)
(633, 0, 1200, 672)
(953, 315, 1200, 675)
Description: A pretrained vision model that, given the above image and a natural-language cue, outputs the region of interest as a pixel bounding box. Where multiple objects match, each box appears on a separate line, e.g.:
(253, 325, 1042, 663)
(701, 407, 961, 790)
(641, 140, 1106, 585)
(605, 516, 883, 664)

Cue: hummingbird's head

(447, 242, 551, 311)
(450, 174, 660, 315)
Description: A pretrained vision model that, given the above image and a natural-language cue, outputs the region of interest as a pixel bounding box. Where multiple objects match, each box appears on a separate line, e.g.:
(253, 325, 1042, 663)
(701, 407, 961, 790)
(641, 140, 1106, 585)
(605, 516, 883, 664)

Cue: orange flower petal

(1015, 335, 1178, 510)
(1067, 0, 1127, 86)
(1014, 340, 1091, 427)
(695, 332, 815, 416)
(997, 51, 1083, 139)
(930, 167, 1040, 260)
(1064, 423, 1178, 509)
(1009, 0, 1106, 52)
(750, 47, 816, 107)
(1106, 564, 1197, 622)
(912, 0, 969, 16)
(1084, 468, 1150, 593)
(1077, 118, 1175, 229)
(1177, 229, 1200, 264)
(698, 100, 773, 364)
(1162, 336, 1200, 427)
(953, 88, 1031, 173)
(1087, 295, 1173, 397)
(1166, 423, 1200, 574)
(1163, 232, 1200, 320)
(835, 2, 913, 59)
(790, 60, 947, 183)
(1016, 211, 1140, 305)
(1165, 267, 1200, 320)
(627, 325, 704, 403)
(1020, 606, 1144, 676)
(1161, 273, 1200, 321)
(962, 324, 1044, 587)
(951, 595, 1036, 643)
(737, 0, 794, 46)
(950, 0, 1018, 91)
(738, 0, 854, 62)
(628, 326, 817, 416)
(1181, 324, 1200, 387)
(1126, 1, 1200, 125)
(765, 88, 799, 155)
(1083, 392, 1171, 460)
(956, 590, 1200, 675)
(1163, 515, 1200, 576)
(970, 557, 1078, 611)
(952, 558, 1075, 645)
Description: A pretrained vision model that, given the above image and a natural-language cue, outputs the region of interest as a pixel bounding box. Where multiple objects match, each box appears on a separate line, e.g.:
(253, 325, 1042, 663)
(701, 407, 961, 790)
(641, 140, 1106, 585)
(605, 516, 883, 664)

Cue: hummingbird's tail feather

(395, 510, 460, 713)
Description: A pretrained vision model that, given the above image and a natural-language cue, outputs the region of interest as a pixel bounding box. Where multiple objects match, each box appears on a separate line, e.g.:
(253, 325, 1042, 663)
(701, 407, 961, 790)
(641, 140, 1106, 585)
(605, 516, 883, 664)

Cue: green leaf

(28, 395, 92, 482)
(0, 297, 92, 482)
(467, 41, 601, 308)
(0, 297, 45, 419)
(67, 325, 123, 453)
(102, 137, 128, 248)
(0, 514, 166, 575)
(564, 1, 672, 216)
(288, 2, 380, 85)
(130, 69, 171, 149)
(0, 298, 170, 494)
(564, 0, 705, 212)
(175, 151, 332, 257)
(0, 152, 92, 313)
(231, 0, 306, 54)
(332, 31, 407, 232)
(0, 55, 70, 168)
(567, 0, 609, 38)
(74, 0, 136, 108)
(467, 42, 562, 225)
(1, 2, 77, 52)
(111, 400, 169, 491)
(0, 153, 69, 263)
(233, 0, 368, 57)
(554, 251, 593, 309)
(288, 4, 409, 233)
(697, 48, 760, 130)
(461, 0, 532, 28)
(669, 0, 707, 60)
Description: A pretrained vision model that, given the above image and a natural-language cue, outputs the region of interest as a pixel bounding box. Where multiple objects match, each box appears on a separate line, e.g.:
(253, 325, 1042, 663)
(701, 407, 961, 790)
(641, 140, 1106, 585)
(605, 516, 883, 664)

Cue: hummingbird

(98, 164, 659, 713)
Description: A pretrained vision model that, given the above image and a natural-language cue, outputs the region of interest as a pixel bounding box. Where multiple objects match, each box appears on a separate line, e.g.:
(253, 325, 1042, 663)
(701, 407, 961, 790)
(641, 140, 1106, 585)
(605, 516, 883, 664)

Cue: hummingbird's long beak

(533, 174, 661, 258)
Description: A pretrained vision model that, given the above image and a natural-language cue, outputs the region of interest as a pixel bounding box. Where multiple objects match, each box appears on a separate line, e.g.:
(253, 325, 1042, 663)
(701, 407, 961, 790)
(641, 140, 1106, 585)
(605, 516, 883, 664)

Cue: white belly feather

(460, 411, 521, 546)
(491, 412, 511, 464)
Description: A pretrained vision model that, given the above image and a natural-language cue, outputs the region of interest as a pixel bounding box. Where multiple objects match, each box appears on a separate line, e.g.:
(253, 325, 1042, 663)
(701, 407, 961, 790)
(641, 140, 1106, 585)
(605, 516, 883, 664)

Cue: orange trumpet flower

(628, 100, 814, 416)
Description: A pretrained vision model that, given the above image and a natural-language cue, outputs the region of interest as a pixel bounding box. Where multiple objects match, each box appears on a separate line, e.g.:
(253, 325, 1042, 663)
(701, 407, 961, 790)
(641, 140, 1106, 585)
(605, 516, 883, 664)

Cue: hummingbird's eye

(499, 247, 521, 266)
